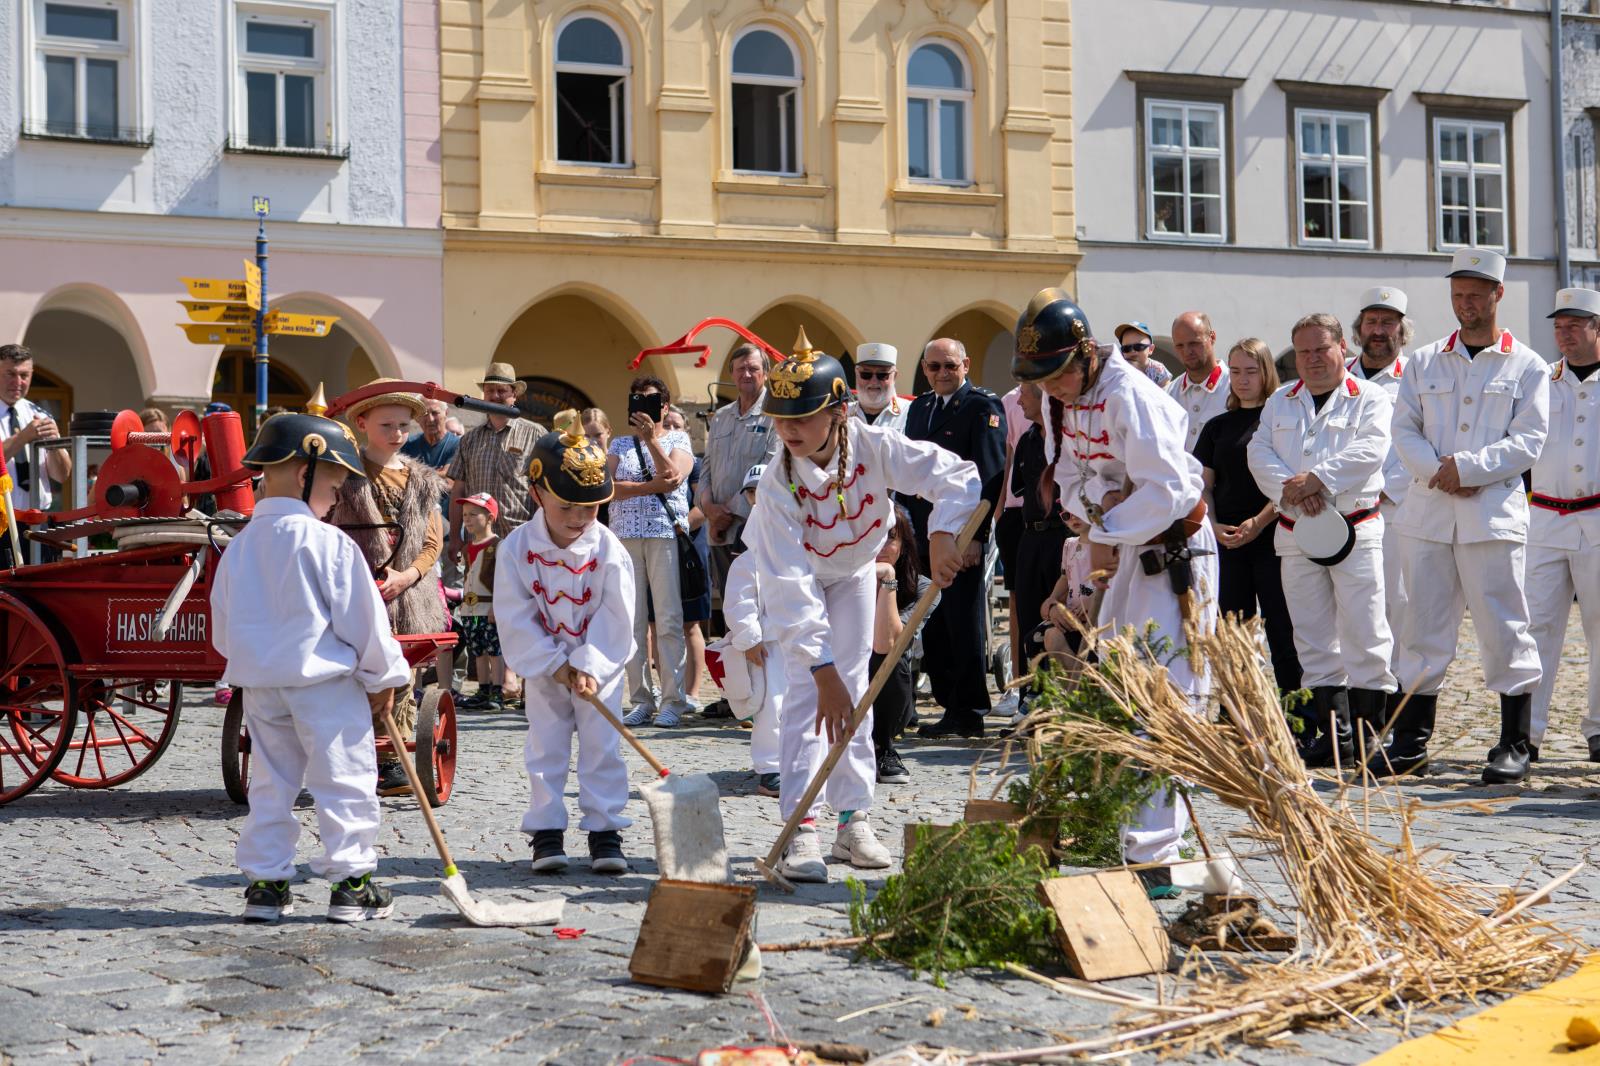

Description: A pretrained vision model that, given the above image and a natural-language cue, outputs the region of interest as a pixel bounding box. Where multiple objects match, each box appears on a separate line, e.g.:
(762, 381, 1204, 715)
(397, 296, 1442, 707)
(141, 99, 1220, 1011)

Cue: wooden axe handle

(582, 690, 672, 778)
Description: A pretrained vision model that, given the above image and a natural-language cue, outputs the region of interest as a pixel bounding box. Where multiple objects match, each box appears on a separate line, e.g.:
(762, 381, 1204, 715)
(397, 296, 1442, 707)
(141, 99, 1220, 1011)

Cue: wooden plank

(629, 880, 756, 994)
(902, 822, 957, 860)
(963, 799, 1060, 859)
(1037, 871, 1170, 982)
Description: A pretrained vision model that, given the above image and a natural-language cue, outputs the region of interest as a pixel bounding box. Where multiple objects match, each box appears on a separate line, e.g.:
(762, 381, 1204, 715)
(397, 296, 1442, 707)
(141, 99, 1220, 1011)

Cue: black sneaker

(242, 879, 295, 923)
(326, 874, 394, 923)
(876, 749, 911, 784)
(457, 689, 494, 711)
(376, 762, 412, 797)
(917, 713, 985, 740)
(530, 829, 569, 873)
(756, 772, 781, 797)
(588, 830, 629, 875)
(702, 698, 734, 720)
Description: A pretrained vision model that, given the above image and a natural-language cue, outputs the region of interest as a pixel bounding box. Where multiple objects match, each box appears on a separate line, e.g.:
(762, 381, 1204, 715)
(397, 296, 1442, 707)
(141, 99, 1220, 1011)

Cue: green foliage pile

(847, 822, 1057, 988)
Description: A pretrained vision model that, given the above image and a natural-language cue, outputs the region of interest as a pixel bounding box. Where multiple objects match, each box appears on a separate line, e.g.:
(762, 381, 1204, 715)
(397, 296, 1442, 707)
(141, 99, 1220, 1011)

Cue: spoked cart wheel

(412, 685, 456, 808)
(0, 593, 76, 804)
(221, 688, 249, 805)
(53, 679, 182, 789)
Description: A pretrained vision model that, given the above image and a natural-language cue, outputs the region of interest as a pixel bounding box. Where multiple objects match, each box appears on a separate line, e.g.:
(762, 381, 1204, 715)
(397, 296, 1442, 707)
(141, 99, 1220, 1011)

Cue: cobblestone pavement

(3, 611, 1600, 1065)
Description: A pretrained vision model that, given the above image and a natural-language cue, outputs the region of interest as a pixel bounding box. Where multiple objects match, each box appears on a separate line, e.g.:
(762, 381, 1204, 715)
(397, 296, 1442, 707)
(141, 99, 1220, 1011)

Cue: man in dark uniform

(901, 337, 1007, 738)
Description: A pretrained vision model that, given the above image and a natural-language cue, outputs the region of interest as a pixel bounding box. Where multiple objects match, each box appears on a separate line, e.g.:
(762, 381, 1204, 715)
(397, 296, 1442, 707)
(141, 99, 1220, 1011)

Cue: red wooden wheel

(53, 679, 182, 789)
(413, 685, 456, 807)
(0, 593, 76, 804)
(221, 688, 249, 805)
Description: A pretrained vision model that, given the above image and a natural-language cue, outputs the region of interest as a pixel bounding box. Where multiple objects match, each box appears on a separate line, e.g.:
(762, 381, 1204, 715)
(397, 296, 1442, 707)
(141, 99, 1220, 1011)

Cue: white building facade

(1074, 0, 1565, 369)
(0, 0, 442, 419)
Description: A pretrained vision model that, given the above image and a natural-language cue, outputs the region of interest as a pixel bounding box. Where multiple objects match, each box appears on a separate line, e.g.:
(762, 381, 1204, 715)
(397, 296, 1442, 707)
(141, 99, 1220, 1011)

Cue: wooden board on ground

(1037, 871, 1170, 981)
(902, 822, 958, 859)
(629, 880, 757, 994)
(964, 798, 1060, 859)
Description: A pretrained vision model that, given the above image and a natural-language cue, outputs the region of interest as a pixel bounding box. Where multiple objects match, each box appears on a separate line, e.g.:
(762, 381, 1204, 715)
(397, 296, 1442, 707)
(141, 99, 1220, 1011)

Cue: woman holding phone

(607, 376, 696, 727)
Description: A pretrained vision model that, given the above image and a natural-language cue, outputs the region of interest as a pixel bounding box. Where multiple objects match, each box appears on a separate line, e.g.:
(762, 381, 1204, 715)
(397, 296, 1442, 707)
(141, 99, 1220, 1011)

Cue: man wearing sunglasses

(850, 342, 908, 433)
(902, 338, 1007, 739)
(1116, 321, 1172, 388)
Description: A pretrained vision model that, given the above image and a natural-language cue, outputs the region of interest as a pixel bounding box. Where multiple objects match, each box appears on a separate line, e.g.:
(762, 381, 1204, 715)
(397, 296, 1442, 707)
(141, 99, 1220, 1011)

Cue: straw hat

(475, 362, 528, 397)
(345, 378, 425, 421)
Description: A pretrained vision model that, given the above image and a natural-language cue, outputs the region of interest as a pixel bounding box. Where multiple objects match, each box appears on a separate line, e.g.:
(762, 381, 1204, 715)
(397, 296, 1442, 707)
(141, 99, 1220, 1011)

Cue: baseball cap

(1114, 321, 1154, 344)
(1447, 247, 1506, 284)
(204, 402, 232, 415)
(460, 492, 500, 521)
(742, 463, 766, 492)
(1549, 287, 1600, 319)
(1358, 287, 1408, 315)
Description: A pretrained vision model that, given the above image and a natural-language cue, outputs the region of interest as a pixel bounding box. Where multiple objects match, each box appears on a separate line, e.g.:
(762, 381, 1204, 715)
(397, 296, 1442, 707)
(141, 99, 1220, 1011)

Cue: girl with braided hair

(744, 330, 981, 883)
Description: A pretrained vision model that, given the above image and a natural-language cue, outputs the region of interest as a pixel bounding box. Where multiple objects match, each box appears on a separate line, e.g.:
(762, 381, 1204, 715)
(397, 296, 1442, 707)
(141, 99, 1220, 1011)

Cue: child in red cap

(456, 493, 507, 709)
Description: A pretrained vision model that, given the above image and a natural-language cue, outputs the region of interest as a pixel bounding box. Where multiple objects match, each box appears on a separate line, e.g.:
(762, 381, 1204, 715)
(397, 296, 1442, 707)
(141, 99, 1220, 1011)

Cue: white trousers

(1105, 524, 1218, 866)
(236, 676, 380, 883)
(1280, 542, 1396, 691)
(1380, 503, 1408, 675)
(1526, 543, 1600, 744)
(779, 567, 877, 822)
(520, 674, 631, 834)
(750, 642, 785, 774)
(621, 536, 690, 714)
(1395, 536, 1541, 696)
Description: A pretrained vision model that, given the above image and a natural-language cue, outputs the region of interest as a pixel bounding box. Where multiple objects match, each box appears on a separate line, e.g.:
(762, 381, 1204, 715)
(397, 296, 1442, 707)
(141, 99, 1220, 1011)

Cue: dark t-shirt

(1193, 405, 1269, 528)
(1010, 424, 1061, 525)
(1571, 362, 1600, 382)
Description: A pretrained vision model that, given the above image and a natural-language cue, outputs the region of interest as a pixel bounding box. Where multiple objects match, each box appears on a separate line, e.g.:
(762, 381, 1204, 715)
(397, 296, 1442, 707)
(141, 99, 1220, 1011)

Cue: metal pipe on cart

(253, 210, 269, 432)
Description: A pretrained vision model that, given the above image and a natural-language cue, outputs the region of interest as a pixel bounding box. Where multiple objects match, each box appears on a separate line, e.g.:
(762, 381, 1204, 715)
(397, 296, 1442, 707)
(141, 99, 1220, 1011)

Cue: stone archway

(728, 301, 856, 405)
(920, 305, 1014, 395)
(22, 284, 153, 420)
(491, 291, 657, 427)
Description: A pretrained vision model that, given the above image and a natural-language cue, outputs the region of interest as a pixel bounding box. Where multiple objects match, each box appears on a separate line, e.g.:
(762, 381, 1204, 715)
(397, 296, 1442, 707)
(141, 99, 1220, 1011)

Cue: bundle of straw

(995, 615, 1579, 1057)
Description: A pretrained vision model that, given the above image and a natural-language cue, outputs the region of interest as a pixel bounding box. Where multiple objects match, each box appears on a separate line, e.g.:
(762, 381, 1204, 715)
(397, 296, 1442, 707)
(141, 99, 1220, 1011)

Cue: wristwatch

(878, 578, 899, 591)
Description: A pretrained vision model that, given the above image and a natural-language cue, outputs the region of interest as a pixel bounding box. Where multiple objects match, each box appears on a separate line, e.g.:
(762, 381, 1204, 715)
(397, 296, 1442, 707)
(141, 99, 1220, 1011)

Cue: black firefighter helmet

(762, 327, 850, 419)
(242, 411, 366, 479)
(529, 411, 614, 506)
(1012, 288, 1096, 383)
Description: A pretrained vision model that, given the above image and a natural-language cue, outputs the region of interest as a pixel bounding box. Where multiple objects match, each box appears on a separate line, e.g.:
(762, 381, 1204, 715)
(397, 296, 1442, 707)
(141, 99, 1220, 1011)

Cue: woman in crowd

(870, 506, 935, 786)
(1192, 338, 1301, 693)
(663, 404, 711, 709)
(607, 376, 696, 727)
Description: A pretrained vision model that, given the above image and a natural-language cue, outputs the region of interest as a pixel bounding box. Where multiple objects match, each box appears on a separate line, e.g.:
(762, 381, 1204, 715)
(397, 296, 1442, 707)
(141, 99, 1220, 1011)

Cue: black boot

(1347, 689, 1389, 761)
(1481, 693, 1533, 785)
(1302, 687, 1353, 768)
(1284, 695, 1319, 756)
(1363, 692, 1435, 780)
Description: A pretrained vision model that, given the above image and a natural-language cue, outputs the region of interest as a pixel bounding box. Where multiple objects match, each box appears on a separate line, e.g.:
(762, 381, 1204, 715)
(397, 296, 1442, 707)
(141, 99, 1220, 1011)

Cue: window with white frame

(233, 5, 333, 152)
(555, 15, 630, 167)
(1145, 99, 1226, 241)
(1295, 109, 1372, 247)
(730, 27, 801, 175)
(1435, 118, 1508, 250)
(906, 41, 972, 184)
(28, 0, 137, 141)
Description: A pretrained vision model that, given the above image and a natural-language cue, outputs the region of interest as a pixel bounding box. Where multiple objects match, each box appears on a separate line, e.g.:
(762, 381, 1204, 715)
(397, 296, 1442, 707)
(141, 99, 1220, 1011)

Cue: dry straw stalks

(985, 614, 1581, 1060)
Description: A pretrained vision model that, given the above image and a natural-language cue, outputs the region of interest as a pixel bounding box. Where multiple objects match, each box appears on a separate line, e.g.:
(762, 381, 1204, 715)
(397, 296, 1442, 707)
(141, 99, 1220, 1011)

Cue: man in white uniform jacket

(1248, 313, 1396, 768)
(1346, 287, 1412, 677)
(1527, 287, 1600, 764)
(849, 342, 909, 434)
(1380, 248, 1548, 785)
(1165, 311, 1230, 452)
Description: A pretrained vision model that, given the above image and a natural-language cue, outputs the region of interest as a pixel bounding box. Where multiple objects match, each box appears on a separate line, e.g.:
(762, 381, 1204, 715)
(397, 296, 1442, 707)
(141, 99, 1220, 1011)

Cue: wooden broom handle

(582, 690, 672, 778)
(760, 499, 991, 872)
(379, 704, 458, 876)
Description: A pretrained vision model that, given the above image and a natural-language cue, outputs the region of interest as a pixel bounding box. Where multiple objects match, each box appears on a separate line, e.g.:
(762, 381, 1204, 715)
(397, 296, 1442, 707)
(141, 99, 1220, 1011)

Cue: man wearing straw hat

(1526, 287, 1600, 765)
(1378, 248, 1547, 785)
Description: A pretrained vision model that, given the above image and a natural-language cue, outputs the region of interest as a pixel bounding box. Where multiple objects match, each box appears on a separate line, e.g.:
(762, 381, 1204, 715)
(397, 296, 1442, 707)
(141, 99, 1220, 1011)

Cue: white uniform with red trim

(1348, 354, 1409, 674)
(1391, 328, 1547, 697)
(1049, 350, 1218, 866)
(746, 419, 981, 824)
(1247, 371, 1396, 693)
(1164, 363, 1231, 452)
(1526, 358, 1600, 745)
(496, 510, 638, 834)
(722, 550, 783, 775)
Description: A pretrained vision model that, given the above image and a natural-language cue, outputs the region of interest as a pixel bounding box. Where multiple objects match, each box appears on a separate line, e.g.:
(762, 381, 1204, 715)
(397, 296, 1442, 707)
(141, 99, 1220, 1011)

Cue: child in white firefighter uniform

(213, 412, 411, 924)
(1248, 313, 1396, 767)
(1015, 289, 1220, 899)
(495, 414, 637, 874)
(1528, 287, 1600, 762)
(1384, 248, 1548, 785)
(746, 330, 980, 883)
(720, 463, 784, 797)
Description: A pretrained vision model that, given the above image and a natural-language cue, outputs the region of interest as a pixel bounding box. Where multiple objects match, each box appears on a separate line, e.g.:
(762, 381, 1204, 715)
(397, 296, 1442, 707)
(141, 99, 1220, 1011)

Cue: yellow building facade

(440, 0, 1078, 419)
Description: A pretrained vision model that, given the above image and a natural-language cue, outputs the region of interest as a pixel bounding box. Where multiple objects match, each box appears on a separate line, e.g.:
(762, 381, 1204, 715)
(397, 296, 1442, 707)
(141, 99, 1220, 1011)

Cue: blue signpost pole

(253, 199, 270, 431)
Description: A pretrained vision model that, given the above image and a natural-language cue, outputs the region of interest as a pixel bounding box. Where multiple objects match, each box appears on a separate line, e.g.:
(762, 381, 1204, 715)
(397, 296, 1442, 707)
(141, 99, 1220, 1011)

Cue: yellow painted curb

(1366, 954, 1600, 1063)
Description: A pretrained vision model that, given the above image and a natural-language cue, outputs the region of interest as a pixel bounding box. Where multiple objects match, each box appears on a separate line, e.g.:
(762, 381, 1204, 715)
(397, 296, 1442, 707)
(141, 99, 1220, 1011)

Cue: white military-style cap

(1549, 287, 1600, 319)
(1358, 286, 1408, 315)
(854, 342, 898, 367)
(1447, 247, 1506, 284)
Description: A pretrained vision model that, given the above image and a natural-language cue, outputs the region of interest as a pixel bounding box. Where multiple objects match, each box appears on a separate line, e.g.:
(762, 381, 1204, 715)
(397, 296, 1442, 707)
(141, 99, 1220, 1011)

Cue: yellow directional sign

(178, 323, 255, 346)
(179, 300, 255, 324)
(181, 277, 261, 310)
(265, 312, 339, 338)
(243, 260, 260, 288)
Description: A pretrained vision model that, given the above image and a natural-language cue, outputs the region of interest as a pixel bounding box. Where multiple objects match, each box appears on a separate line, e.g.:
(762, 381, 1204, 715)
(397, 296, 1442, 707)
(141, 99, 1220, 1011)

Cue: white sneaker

(652, 706, 682, 728)
(777, 824, 828, 883)
(623, 705, 652, 727)
(832, 812, 892, 869)
(988, 691, 1021, 718)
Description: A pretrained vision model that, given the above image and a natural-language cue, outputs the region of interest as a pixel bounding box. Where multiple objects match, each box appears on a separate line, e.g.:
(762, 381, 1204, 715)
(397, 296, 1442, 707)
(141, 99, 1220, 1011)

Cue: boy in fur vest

(329, 380, 446, 797)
